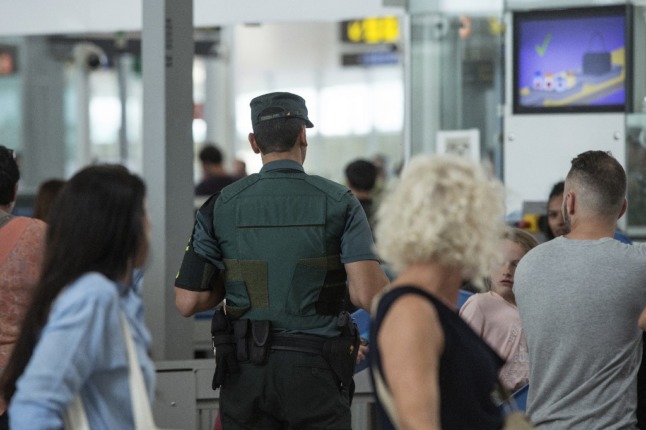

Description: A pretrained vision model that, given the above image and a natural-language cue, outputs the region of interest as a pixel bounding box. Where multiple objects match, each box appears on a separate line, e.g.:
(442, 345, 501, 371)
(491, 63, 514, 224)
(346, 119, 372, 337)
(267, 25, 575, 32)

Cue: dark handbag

(582, 32, 611, 75)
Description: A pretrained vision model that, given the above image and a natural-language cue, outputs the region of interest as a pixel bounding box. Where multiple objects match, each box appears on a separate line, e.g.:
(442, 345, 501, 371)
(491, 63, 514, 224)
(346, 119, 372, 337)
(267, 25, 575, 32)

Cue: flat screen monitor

(513, 5, 632, 114)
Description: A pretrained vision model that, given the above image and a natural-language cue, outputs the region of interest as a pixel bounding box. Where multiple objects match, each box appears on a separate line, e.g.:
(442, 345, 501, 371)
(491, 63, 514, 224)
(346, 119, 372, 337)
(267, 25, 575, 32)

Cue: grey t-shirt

(515, 237, 646, 430)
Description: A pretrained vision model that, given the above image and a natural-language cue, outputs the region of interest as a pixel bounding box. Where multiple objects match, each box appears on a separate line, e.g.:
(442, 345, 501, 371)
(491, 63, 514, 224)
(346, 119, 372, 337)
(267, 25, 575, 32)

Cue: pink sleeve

(459, 294, 486, 336)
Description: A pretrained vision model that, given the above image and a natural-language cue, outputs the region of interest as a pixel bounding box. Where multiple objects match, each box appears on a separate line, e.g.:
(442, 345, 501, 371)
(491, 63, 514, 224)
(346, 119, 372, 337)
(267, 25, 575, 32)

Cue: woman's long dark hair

(0, 164, 146, 402)
(539, 180, 565, 241)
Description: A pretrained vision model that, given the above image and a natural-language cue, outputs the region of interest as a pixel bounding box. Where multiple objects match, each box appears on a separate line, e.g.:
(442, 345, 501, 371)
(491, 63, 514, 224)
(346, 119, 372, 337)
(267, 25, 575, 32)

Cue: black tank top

(369, 286, 504, 430)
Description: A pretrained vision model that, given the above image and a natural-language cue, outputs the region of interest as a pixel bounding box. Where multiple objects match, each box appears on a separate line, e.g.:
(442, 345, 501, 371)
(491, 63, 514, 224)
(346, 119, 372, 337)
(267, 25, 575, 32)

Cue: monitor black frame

(512, 4, 633, 115)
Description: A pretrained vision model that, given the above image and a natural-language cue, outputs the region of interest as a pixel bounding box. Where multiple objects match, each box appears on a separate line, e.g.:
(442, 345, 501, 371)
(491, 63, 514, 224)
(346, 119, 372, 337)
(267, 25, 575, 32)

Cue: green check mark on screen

(535, 33, 552, 57)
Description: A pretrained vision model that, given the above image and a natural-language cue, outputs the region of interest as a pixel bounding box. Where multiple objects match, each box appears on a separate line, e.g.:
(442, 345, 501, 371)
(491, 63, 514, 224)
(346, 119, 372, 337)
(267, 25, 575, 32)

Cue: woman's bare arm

(378, 294, 444, 430)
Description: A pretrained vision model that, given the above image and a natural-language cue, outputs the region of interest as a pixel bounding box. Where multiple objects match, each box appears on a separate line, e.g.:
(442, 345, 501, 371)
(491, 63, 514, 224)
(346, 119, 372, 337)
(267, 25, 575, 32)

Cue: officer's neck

(260, 147, 305, 166)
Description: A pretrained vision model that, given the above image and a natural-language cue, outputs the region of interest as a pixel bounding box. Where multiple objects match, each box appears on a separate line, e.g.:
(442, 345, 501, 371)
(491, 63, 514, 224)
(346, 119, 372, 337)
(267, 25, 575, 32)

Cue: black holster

(211, 308, 238, 390)
(321, 311, 360, 388)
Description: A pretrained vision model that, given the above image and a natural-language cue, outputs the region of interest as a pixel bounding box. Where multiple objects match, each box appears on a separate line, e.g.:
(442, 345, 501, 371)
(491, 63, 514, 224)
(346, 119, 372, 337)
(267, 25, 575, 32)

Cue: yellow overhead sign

(343, 17, 399, 44)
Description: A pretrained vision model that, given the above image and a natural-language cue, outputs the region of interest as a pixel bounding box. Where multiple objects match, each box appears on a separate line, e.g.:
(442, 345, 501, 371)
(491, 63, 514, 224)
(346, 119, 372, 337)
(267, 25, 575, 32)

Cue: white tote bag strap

(62, 311, 161, 429)
(63, 395, 90, 430)
(119, 312, 158, 429)
(369, 290, 401, 427)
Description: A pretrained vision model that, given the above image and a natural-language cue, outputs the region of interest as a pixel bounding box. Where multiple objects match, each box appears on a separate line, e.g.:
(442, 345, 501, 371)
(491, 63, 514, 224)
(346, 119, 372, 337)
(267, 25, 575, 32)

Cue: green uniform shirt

(182, 159, 378, 336)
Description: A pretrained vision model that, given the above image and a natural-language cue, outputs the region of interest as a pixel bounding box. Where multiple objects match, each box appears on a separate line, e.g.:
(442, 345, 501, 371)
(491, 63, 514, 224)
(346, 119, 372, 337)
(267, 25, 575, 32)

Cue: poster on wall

(436, 129, 480, 161)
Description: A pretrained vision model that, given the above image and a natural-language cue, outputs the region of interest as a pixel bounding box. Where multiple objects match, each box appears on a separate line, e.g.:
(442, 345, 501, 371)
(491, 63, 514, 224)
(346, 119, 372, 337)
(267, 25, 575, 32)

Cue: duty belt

(210, 312, 359, 390)
(271, 333, 327, 355)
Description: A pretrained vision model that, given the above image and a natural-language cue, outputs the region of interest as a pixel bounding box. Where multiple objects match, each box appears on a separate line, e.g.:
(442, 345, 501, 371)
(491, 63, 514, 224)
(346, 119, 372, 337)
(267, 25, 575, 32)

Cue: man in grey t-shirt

(515, 150, 646, 429)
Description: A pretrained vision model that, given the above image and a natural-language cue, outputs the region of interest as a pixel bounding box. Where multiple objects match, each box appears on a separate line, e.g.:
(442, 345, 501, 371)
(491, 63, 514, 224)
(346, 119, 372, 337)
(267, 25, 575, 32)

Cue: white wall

(409, 0, 503, 15)
(234, 23, 339, 75)
(503, 113, 626, 218)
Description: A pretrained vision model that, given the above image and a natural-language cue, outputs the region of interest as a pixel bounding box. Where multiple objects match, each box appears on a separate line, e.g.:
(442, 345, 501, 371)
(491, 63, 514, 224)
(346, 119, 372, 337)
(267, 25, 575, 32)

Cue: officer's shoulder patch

(304, 175, 350, 201)
(219, 174, 261, 202)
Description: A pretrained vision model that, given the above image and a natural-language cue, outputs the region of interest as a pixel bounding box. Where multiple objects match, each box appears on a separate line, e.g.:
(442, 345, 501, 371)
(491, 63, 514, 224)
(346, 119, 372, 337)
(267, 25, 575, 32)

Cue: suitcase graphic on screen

(582, 32, 611, 75)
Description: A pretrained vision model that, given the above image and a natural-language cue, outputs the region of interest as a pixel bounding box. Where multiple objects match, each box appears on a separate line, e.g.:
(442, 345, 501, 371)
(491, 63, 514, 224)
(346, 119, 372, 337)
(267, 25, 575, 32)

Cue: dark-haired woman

(0, 164, 153, 429)
(539, 181, 567, 241)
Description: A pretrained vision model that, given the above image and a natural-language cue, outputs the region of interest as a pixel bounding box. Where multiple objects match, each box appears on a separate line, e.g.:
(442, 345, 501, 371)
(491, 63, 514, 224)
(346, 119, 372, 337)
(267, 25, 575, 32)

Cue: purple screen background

(517, 14, 625, 106)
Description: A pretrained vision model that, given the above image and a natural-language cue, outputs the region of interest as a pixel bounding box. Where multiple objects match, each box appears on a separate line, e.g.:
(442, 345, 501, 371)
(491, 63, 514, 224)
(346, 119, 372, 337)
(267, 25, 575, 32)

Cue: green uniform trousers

(219, 349, 352, 429)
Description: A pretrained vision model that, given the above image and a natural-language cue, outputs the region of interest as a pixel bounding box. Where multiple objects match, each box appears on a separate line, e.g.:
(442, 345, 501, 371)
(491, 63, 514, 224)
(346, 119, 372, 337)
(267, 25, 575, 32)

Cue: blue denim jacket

(9, 271, 154, 430)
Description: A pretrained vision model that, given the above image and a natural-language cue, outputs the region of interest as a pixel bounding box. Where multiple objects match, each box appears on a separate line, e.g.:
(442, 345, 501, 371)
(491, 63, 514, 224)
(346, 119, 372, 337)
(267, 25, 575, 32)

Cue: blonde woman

(460, 227, 539, 392)
(369, 154, 506, 430)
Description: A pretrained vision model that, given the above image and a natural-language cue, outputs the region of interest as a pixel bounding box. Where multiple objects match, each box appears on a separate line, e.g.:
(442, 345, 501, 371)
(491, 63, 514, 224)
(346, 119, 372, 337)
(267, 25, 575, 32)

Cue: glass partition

(0, 22, 408, 198)
(408, 12, 506, 177)
(626, 112, 646, 235)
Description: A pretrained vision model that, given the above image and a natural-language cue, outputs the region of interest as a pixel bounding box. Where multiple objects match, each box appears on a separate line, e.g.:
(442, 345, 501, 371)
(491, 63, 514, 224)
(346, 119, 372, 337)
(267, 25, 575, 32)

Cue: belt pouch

(233, 319, 250, 362)
(250, 320, 272, 365)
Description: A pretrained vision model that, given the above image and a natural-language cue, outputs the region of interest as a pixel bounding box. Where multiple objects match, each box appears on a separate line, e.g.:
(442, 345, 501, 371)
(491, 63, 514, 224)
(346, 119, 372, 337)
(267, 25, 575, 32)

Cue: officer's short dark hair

(252, 108, 306, 154)
(345, 159, 377, 192)
(199, 144, 224, 165)
(0, 145, 19, 205)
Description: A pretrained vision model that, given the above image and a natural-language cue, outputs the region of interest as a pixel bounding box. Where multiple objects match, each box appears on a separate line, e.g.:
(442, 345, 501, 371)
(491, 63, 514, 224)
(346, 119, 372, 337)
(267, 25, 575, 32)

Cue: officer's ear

(248, 132, 261, 154)
(299, 126, 307, 148)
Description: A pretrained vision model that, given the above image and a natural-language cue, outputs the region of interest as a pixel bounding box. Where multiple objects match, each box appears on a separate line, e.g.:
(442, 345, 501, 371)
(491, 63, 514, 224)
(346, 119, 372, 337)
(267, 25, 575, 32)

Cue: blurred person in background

(0, 145, 46, 430)
(539, 181, 567, 241)
(195, 143, 237, 197)
(460, 227, 538, 392)
(32, 178, 65, 222)
(344, 158, 378, 234)
(233, 159, 247, 179)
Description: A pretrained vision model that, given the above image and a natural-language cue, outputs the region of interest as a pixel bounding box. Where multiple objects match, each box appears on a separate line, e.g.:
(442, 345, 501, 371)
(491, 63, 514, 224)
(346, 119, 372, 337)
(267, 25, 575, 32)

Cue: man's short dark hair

(345, 159, 377, 192)
(0, 145, 19, 205)
(252, 108, 305, 154)
(199, 144, 224, 165)
(567, 150, 626, 216)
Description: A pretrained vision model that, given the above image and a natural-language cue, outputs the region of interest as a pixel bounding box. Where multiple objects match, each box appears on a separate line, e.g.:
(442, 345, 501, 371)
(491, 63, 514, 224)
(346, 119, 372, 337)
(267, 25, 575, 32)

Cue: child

(459, 227, 538, 391)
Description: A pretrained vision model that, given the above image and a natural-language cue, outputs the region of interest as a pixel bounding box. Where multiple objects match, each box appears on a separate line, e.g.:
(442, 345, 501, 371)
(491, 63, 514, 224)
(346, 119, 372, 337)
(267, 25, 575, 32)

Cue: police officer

(174, 91, 388, 429)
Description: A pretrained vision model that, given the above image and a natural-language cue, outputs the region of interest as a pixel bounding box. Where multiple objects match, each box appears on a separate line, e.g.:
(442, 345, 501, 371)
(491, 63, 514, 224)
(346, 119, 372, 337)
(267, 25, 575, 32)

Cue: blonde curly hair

(375, 154, 506, 282)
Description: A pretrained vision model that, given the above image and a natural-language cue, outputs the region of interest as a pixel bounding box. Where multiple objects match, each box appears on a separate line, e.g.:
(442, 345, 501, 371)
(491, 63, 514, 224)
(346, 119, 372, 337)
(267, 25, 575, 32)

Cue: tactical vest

(214, 170, 350, 336)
